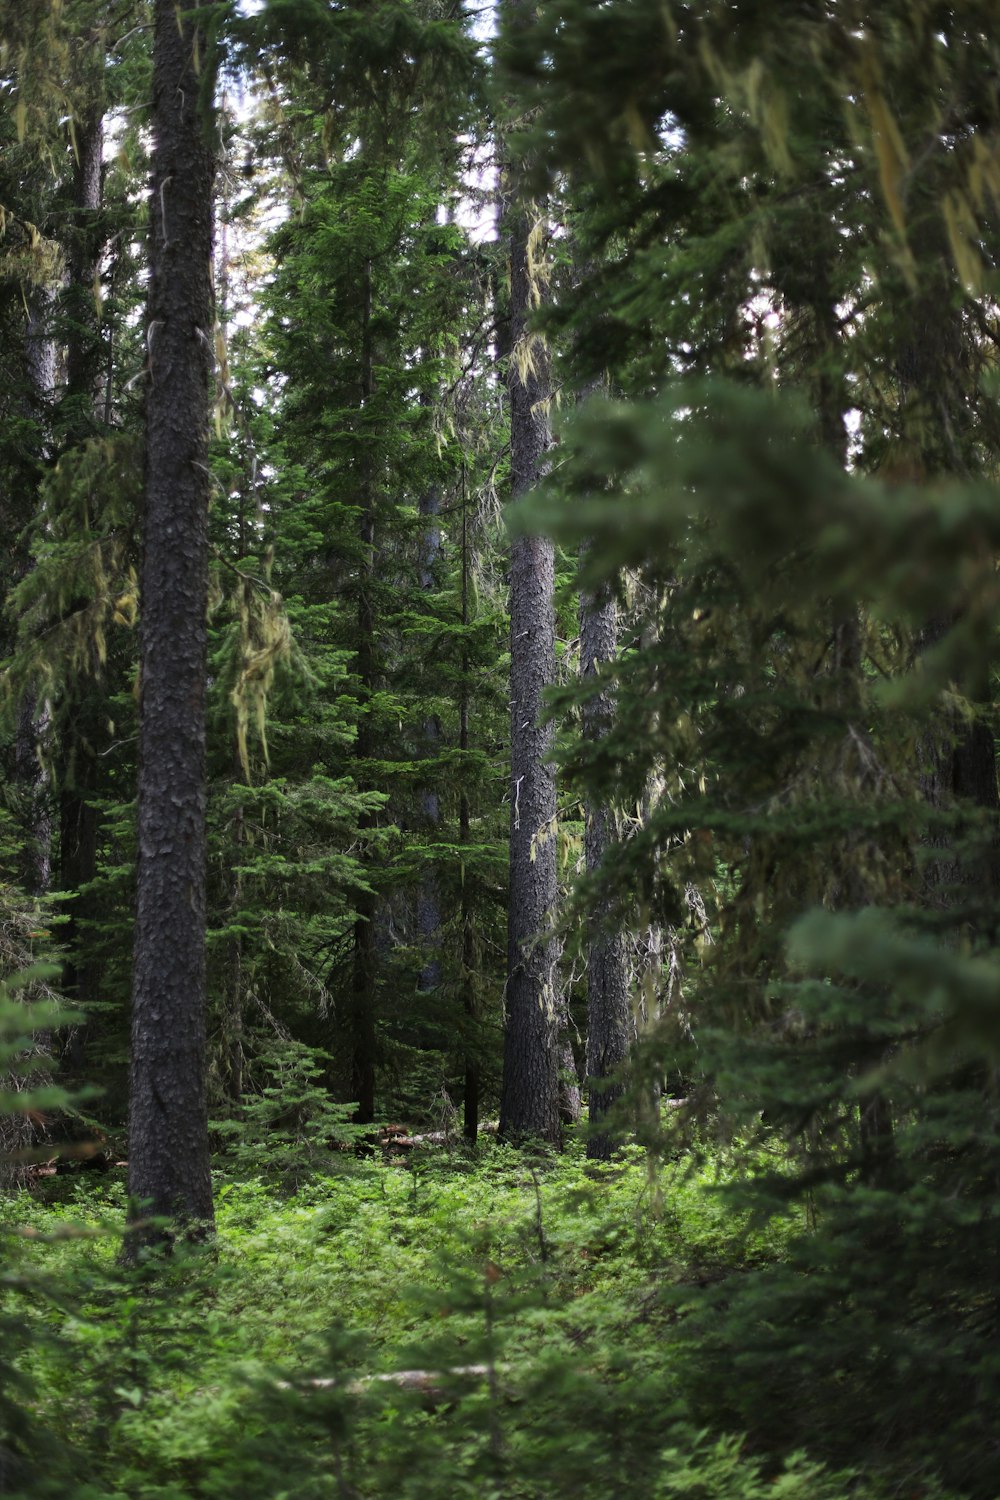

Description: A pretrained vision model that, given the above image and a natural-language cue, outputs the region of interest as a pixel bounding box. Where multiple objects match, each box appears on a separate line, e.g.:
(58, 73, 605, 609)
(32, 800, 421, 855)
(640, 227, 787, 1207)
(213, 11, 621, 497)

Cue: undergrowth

(0, 1143, 955, 1499)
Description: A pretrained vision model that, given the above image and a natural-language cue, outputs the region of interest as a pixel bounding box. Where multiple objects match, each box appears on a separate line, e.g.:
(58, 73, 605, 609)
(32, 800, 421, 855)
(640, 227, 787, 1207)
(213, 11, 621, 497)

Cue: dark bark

(858, 1084, 897, 1191)
(126, 0, 217, 1247)
(459, 467, 480, 1142)
(416, 415, 443, 991)
(224, 670, 247, 1106)
(581, 576, 630, 1159)
(59, 754, 99, 1077)
(896, 244, 1000, 910)
(14, 691, 51, 897)
(350, 258, 378, 1124)
(918, 662, 999, 909)
(498, 78, 561, 1144)
(60, 100, 107, 1074)
(350, 895, 378, 1123)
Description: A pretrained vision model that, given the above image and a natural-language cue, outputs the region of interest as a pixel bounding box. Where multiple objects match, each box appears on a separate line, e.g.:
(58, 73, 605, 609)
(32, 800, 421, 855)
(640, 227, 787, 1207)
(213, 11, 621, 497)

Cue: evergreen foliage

(3, 0, 1000, 1493)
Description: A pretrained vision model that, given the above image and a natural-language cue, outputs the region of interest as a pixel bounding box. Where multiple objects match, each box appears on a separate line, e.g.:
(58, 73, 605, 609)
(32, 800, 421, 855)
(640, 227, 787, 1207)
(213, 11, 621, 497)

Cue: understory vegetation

(3, 1138, 906, 1500)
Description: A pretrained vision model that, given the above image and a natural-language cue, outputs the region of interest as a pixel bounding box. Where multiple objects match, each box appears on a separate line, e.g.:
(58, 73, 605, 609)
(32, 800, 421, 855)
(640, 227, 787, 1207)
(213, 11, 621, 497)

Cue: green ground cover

(4, 1142, 883, 1500)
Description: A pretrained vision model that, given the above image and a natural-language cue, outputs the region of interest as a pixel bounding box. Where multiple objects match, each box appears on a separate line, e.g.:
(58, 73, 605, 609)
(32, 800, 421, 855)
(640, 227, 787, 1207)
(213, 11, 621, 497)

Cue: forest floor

(3, 1143, 898, 1499)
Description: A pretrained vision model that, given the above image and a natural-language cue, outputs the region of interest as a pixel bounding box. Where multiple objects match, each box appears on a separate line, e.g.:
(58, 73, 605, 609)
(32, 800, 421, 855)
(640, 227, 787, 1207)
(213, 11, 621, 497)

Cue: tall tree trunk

(894, 239, 1000, 910)
(14, 691, 52, 898)
(350, 257, 378, 1124)
(416, 391, 442, 991)
(498, 47, 561, 1143)
(15, 282, 58, 898)
(460, 465, 480, 1141)
(59, 736, 99, 1077)
(24, 286, 57, 413)
(60, 99, 107, 1076)
(64, 104, 105, 420)
(581, 574, 630, 1159)
(809, 288, 894, 1179)
(126, 0, 217, 1247)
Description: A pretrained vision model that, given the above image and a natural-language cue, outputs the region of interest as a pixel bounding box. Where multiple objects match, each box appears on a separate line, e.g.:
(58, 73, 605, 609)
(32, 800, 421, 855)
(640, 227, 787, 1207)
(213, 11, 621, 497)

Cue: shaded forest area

(3, 1, 1000, 1496)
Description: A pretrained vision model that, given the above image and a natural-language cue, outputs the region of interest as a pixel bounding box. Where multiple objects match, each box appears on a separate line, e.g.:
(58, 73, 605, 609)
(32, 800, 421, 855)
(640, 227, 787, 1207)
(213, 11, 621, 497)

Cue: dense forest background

(3, 1, 1000, 1496)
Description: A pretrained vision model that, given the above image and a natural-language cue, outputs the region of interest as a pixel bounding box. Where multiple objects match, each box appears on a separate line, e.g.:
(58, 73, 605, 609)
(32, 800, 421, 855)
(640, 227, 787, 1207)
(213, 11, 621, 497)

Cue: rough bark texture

(498, 89, 561, 1143)
(581, 577, 630, 1159)
(126, 0, 216, 1243)
(350, 258, 378, 1124)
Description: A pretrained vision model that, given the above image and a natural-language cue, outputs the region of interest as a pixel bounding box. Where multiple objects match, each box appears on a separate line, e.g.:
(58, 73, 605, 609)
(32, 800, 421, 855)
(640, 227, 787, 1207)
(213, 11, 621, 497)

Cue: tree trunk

(59, 747, 99, 1077)
(350, 257, 378, 1124)
(894, 246, 1000, 912)
(64, 104, 106, 421)
(60, 98, 107, 1075)
(498, 55, 561, 1144)
(15, 280, 58, 898)
(416, 415, 442, 991)
(581, 575, 630, 1159)
(126, 0, 217, 1247)
(459, 466, 480, 1142)
(14, 692, 52, 898)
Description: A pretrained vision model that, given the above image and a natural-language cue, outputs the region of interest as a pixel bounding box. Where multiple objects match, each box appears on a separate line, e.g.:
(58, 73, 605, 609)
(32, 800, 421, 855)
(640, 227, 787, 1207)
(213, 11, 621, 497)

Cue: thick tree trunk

(126, 0, 216, 1246)
(498, 83, 561, 1144)
(581, 577, 630, 1159)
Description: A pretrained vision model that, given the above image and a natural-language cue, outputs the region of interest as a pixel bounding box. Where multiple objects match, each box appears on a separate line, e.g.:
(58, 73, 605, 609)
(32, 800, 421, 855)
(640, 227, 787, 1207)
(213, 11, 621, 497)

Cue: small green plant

(213, 1039, 364, 1191)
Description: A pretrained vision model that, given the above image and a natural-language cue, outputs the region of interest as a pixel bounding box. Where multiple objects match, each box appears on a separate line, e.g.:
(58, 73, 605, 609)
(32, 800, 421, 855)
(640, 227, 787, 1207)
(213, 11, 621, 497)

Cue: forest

(2, 0, 1000, 1496)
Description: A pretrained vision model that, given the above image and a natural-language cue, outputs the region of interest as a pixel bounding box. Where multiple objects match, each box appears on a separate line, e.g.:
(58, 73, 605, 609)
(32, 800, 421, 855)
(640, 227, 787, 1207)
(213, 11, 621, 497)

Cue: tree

(579, 570, 630, 1159)
(126, 0, 219, 1245)
(511, 0, 1000, 1485)
(497, 0, 561, 1144)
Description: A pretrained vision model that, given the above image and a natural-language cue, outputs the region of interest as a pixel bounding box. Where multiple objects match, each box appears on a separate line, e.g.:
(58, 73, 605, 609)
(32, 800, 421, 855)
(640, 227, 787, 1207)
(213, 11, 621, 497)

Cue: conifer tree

(511, 0, 1000, 1483)
(0, 0, 146, 1118)
(235, 0, 494, 1123)
(126, 0, 219, 1244)
(497, 0, 561, 1144)
(579, 570, 629, 1158)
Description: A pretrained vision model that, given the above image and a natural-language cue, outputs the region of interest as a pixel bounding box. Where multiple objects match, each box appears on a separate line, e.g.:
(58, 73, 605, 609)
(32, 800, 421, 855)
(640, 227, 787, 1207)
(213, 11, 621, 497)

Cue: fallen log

(279, 1363, 510, 1402)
